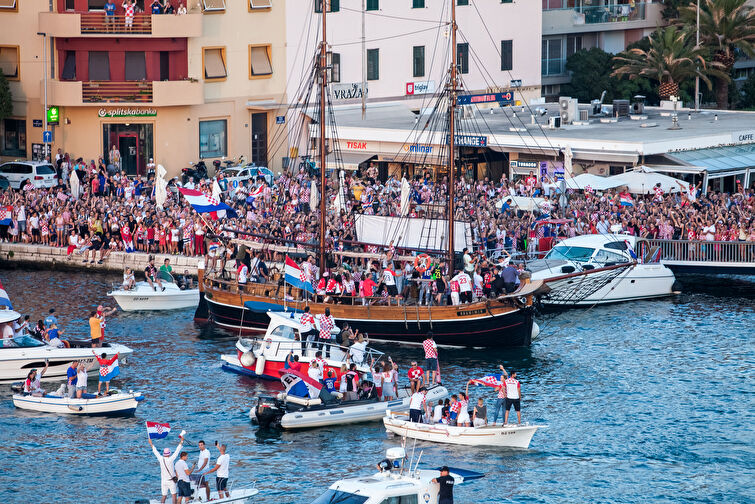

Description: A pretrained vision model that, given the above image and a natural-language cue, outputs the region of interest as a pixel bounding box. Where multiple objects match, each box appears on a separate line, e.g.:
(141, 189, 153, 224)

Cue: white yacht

(308, 447, 482, 504)
(527, 234, 676, 306)
(108, 272, 198, 311)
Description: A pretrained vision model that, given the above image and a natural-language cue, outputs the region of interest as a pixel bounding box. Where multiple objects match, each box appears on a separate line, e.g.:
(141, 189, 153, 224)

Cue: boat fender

(254, 355, 266, 376)
(531, 322, 540, 340)
(240, 350, 256, 368)
(414, 254, 431, 273)
(264, 337, 273, 350)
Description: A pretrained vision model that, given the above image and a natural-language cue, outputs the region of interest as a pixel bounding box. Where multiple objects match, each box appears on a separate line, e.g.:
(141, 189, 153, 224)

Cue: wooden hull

(200, 281, 535, 348)
(383, 415, 542, 448)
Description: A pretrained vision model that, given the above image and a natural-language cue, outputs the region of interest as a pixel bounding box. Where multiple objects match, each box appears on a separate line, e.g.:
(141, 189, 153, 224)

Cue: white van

(0, 161, 57, 189)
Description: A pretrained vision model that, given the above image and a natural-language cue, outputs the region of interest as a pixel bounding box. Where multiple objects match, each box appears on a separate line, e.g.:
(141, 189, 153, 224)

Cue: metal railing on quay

(646, 239, 755, 264)
(80, 12, 152, 34)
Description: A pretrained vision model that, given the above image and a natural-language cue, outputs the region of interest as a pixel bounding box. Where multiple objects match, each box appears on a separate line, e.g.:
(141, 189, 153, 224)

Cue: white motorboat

(251, 379, 449, 430)
(221, 312, 382, 380)
(383, 413, 543, 448)
(308, 447, 483, 504)
(12, 390, 144, 416)
(147, 483, 259, 504)
(527, 234, 676, 306)
(108, 272, 198, 311)
(0, 334, 132, 383)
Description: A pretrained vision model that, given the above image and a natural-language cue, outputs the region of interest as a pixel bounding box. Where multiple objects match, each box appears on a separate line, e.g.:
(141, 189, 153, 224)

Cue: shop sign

(405, 80, 436, 95)
(446, 134, 487, 147)
(345, 140, 368, 150)
(46, 106, 60, 124)
(510, 160, 538, 169)
(332, 83, 368, 101)
(732, 130, 755, 143)
(403, 143, 433, 154)
(98, 107, 157, 118)
(32, 119, 43, 128)
(457, 91, 514, 106)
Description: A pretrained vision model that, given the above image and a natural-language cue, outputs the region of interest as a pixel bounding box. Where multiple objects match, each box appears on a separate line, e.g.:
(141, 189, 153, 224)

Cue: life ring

(414, 254, 431, 273)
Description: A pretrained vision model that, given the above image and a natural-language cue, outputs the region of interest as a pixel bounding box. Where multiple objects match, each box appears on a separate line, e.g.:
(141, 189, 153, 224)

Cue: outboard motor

(251, 396, 285, 429)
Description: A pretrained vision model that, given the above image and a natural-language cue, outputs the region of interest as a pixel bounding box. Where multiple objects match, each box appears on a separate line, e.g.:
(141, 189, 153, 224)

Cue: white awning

(354, 214, 472, 253)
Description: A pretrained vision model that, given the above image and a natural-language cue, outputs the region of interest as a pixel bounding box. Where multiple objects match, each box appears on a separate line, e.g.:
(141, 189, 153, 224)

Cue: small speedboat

(0, 333, 132, 383)
(107, 272, 198, 311)
(250, 369, 449, 430)
(145, 483, 258, 504)
(221, 312, 381, 380)
(308, 446, 483, 504)
(383, 413, 544, 448)
(12, 390, 144, 416)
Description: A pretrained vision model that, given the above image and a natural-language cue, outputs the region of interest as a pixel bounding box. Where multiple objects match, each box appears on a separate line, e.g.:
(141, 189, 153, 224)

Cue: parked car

(0, 174, 9, 191)
(219, 165, 274, 191)
(0, 161, 57, 189)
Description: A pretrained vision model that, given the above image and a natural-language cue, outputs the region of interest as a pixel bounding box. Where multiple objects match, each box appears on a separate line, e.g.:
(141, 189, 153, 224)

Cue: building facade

(541, 0, 663, 99)
(1, 0, 290, 178)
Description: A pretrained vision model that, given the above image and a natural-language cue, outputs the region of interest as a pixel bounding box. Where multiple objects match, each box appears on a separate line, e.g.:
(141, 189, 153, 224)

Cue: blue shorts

(425, 358, 438, 372)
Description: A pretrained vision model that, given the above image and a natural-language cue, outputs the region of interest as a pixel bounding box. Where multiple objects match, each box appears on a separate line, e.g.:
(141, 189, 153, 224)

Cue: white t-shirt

(308, 365, 322, 382)
(382, 270, 396, 286)
(453, 273, 472, 293)
(433, 404, 444, 422)
(175, 459, 191, 483)
(152, 444, 182, 482)
(409, 392, 426, 410)
(76, 369, 87, 386)
(197, 448, 211, 472)
(216, 453, 230, 478)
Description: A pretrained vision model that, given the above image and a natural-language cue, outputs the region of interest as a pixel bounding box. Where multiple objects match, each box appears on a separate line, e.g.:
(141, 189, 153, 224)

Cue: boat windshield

(545, 245, 594, 263)
(309, 489, 369, 504)
(0, 335, 45, 348)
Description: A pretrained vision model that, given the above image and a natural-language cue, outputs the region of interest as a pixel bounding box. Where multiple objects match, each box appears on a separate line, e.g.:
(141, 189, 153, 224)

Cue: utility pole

(318, 1, 328, 273)
(38, 32, 48, 151)
(695, 0, 700, 111)
(361, 0, 366, 120)
(447, 0, 457, 266)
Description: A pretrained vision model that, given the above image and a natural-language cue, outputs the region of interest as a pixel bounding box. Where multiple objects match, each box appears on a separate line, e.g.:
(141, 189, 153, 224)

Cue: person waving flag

(146, 421, 171, 440)
(178, 188, 237, 219)
(0, 279, 13, 310)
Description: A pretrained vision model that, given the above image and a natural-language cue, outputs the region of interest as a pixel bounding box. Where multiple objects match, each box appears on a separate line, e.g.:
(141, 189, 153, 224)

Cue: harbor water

(0, 268, 753, 503)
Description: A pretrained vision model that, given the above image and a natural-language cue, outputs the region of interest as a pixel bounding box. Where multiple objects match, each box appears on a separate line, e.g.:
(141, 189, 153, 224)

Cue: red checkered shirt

(318, 314, 335, 340)
(408, 366, 424, 381)
(422, 339, 437, 359)
(300, 313, 315, 331)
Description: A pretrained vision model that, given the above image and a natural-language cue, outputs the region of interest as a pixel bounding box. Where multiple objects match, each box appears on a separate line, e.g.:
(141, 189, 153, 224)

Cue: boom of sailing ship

(194, 0, 629, 347)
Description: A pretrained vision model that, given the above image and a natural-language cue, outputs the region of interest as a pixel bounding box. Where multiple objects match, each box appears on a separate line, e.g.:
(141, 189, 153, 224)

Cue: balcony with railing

(543, 1, 663, 35)
(38, 11, 202, 38)
(47, 79, 203, 107)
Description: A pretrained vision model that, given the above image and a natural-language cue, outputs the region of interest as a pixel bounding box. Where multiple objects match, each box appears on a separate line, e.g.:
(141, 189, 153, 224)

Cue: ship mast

(447, 0, 457, 266)
(318, 1, 328, 273)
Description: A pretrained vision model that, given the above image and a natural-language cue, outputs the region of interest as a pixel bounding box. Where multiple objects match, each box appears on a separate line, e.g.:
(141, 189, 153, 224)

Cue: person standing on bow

(317, 308, 335, 358)
(148, 432, 184, 504)
(422, 332, 439, 386)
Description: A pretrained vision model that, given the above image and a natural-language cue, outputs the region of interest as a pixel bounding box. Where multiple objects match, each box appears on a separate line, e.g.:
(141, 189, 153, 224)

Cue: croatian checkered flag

(469, 374, 504, 388)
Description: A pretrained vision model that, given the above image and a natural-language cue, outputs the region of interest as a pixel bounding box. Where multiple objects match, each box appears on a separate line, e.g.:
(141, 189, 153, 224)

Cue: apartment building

(541, 0, 663, 98)
(0, 0, 289, 177)
(285, 0, 542, 108)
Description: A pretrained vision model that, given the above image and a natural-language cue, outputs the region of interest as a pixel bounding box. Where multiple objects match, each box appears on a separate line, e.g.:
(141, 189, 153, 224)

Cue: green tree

(0, 70, 12, 122)
(560, 48, 616, 103)
(611, 26, 728, 100)
(679, 0, 755, 109)
(738, 72, 755, 108)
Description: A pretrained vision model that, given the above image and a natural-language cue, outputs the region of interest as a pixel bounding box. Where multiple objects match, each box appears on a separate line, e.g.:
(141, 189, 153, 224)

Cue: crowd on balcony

(0, 149, 753, 274)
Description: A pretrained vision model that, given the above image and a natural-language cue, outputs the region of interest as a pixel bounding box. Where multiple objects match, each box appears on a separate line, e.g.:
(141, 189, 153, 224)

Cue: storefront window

(199, 119, 227, 159)
(102, 123, 153, 176)
(1, 119, 26, 157)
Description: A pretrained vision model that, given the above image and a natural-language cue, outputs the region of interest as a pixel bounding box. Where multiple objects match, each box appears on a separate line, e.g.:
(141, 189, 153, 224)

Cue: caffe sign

(98, 107, 157, 118)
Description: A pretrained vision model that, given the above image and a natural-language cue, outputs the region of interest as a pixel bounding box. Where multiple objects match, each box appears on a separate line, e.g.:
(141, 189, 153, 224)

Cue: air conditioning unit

(613, 99, 630, 117)
(548, 116, 561, 129)
(559, 96, 578, 124)
(631, 94, 646, 114)
(579, 109, 589, 121)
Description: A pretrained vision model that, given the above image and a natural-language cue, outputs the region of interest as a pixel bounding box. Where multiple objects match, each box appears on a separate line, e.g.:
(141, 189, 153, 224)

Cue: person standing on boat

(44, 309, 57, 329)
(381, 264, 402, 306)
(472, 398, 488, 427)
(96, 304, 117, 344)
(432, 466, 455, 504)
(75, 360, 95, 398)
(503, 370, 522, 425)
(204, 442, 231, 500)
(408, 386, 428, 423)
(317, 308, 336, 358)
(300, 306, 317, 353)
(492, 365, 509, 425)
(191, 440, 212, 502)
(92, 350, 119, 396)
(89, 311, 103, 348)
(174, 451, 194, 504)
(422, 332, 439, 386)
(148, 432, 184, 504)
(66, 360, 78, 398)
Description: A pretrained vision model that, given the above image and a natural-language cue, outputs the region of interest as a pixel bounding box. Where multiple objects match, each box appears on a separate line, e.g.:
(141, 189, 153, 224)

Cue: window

(199, 119, 227, 159)
(249, 0, 272, 9)
(88, 51, 110, 81)
(1, 119, 26, 157)
(378, 497, 419, 504)
(330, 52, 340, 83)
(501, 40, 512, 71)
(88, 0, 108, 9)
(203, 47, 227, 81)
(203, 0, 225, 12)
(251, 112, 268, 167)
(457, 0, 469, 5)
(0, 46, 19, 80)
(456, 42, 469, 74)
(366, 0, 378, 10)
(541, 38, 563, 76)
(62, 51, 76, 80)
(125, 52, 146, 81)
(249, 45, 273, 78)
(566, 35, 582, 58)
(412, 0, 425, 7)
(0, 0, 17, 12)
(367, 48, 379, 80)
(65, 0, 75, 10)
(412, 46, 425, 78)
(315, 0, 340, 12)
(501, 0, 513, 3)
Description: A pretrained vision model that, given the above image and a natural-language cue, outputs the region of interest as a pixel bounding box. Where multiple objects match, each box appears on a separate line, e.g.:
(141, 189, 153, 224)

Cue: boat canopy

(354, 214, 472, 253)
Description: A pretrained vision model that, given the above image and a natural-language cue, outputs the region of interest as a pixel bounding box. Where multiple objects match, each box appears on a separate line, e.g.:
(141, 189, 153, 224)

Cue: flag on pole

(469, 373, 505, 388)
(146, 421, 171, 440)
(0, 279, 13, 310)
(98, 356, 120, 382)
(284, 256, 314, 294)
(178, 188, 237, 218)
(619, 194, 634, 206)
(280, 369, 323, 399)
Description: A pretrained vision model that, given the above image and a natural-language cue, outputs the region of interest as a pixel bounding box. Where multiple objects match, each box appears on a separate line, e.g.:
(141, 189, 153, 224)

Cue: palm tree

(611, 26, 728, 101)
(679, 0, 755, 109)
